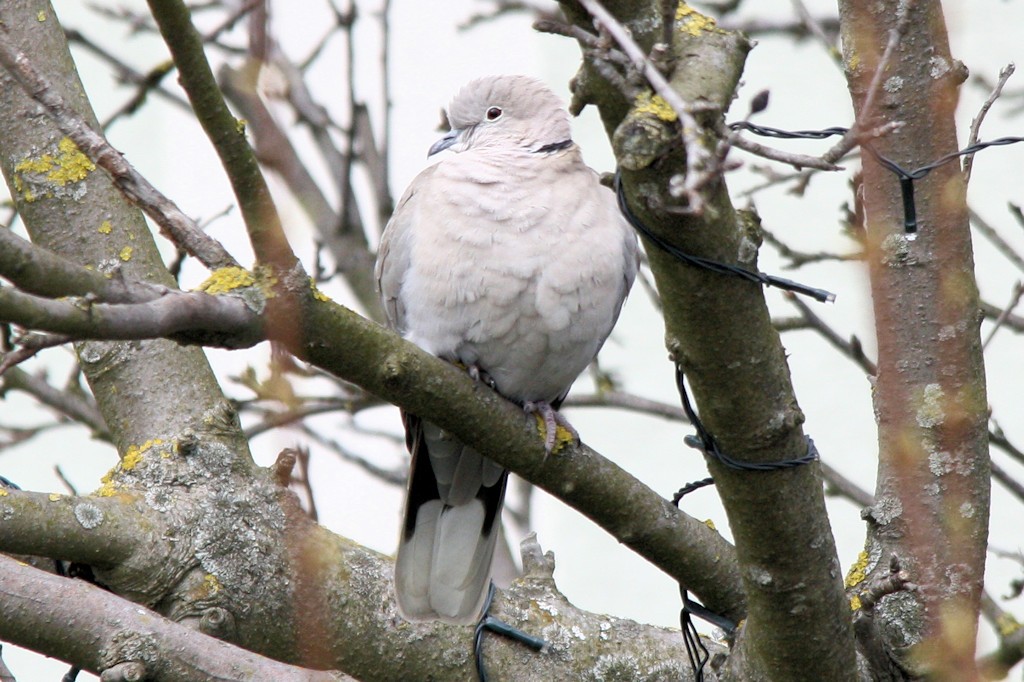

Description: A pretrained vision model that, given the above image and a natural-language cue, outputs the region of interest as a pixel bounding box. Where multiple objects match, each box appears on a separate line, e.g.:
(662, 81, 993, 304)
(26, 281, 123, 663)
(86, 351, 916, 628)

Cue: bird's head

(429, 75, 572, 156)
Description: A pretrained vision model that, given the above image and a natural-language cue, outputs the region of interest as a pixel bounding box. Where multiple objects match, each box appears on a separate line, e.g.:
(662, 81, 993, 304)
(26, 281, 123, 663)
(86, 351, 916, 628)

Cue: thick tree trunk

(839, 1, 990, 678)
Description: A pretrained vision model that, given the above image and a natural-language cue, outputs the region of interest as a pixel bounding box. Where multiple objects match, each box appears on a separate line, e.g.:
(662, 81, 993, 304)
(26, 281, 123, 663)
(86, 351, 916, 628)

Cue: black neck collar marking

(533, 139, 573, 154)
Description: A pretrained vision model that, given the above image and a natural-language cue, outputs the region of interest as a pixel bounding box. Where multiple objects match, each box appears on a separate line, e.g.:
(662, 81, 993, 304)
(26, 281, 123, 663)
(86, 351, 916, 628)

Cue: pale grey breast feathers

(376, 75, 638, 404)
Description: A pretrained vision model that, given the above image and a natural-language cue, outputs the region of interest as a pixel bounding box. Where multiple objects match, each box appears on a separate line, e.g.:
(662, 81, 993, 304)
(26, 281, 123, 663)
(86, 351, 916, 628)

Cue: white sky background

(3, 0, 1024, 678)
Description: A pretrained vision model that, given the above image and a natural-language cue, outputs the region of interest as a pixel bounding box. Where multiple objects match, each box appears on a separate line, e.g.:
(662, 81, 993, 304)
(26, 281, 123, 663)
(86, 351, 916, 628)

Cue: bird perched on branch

(376, 75, 638, 624)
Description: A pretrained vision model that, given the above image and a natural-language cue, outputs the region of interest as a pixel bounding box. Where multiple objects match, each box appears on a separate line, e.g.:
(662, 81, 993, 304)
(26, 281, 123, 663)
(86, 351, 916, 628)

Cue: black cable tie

(683, 587, 737, 635)
(898, 176, 917, 234)
(614, 172, 836, 304)
(672, 477, 715, 505)
(680, 588, 711, 682)
(731, 120, 1024, 238)
(474, 582, 547, 682)
(676, 366, 820, 473)
(727, 121, 850, 140)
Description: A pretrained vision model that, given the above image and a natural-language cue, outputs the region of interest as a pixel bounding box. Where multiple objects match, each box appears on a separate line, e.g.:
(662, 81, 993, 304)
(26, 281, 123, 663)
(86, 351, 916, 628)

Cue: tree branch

(558, 1, 858, 678)
(0, 555, 351, 682)
(0, 29, 237, 271)
(145, 0, 296, 273)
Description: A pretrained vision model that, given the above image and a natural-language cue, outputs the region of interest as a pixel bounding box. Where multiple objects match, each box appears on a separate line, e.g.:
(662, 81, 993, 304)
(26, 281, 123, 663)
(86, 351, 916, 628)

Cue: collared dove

(376, 75, 638, 624)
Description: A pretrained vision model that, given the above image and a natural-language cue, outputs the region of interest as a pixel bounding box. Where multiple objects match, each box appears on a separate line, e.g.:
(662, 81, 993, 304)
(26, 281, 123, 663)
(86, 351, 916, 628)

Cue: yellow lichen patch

(48, 493, 61, 501)
(997, 612, 1022, 637)
(533, 414, 576, 454)
(850, 594, 862, 611)
(14, 137, 96, 202)
(37, 10, 46, 21)
(703, 519, 717, 531)
(310, 279, 331, 302)
(197, 266, 255, 295)
(236, 118, 248, 135)
(200, 573, 222, 598)
(676, 3, 718, 36)
(0, 488, 8, 497)
(122, 438, 165, 471)
(122, 446, 144, 471)
(633, 91, 677, 123)
(119, 246, 133, 262)
(98, 220, 113, 235)
(845, 550, 869, 589)
(94, 479, 119, 497)
(255, 265, 279, 299)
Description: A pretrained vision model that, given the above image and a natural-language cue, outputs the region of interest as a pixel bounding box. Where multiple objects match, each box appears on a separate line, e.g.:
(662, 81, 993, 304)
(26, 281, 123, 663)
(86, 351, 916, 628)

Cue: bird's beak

(428, 128, 461, 157)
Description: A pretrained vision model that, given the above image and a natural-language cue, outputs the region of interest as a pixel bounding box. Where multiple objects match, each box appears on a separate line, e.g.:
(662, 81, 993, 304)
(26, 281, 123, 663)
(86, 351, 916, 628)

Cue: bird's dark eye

(485, 106, 503, 121)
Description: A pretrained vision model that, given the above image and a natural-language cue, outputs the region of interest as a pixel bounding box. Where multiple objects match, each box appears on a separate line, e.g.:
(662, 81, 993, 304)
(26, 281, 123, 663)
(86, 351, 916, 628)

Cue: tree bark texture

(839, 1, 990, 678)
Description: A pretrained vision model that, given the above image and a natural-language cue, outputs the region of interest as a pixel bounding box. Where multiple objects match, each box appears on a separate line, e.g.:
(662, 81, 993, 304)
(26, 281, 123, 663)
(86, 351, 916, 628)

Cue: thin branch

(0, 227, 161, 304)
(1, 366, 109, 438)
(145, 0, 297, 271)
(788, 0, 840, 62)
(0, 645, 15, 682)
(563, 390, 687, 421)
(969, 206, 1024, 276)
(980, 299, 1024, 335)
(64, 29, 192, 122)
(0, 32, 238, 270)
(760, 225, 863, 268)
(0, 287, 261, 349)
(991, 459, 1024, 506)
(784, 292, 877, 375)
(0, 333, 73, 375)
(963, 63, 1015, 185)
(574, 0, 716, 213)
(0, 555, 351, 682)
(820, 24, 908, 165)
(726, 133, 842, 171)
(982, 281, 1024, 350)
(855, 554, 917, 612)
(820, 460, 874, 508)
(296, 421, 406, 487)
(978, 590, 1024, 680)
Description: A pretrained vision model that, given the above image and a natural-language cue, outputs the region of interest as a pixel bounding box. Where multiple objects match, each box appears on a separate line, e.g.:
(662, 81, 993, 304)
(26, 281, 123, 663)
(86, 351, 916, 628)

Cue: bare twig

(0, 555, 353, 681)
(760, 226, 863, 268)
(820, 460, 874, 508)
(1, 366, 109, 437)
(980, 299, 1024, 335)
(297, 422, 406, 486)
(964, 63, 1015, 185)
(563, 390, 686, 421)
(969, 206, 1024, 275)
(982, 281, 1024, 350)
(0, 33, 238, 270)
(856, 554, 917, 612)
(991, 459, 1024, 506)
(978, 590, 1024, 679)
(990, 421, 1024, 468)
(789, 0, 840, 61)
(574, 0, 716, 213)
(0, 334, 73, 375)
(784, 292, 877, 375)
(0, 644, 16, 682)
(54, 465, 79, 495)
(821, 23, 908, 165)
(294, 447, 319, 522)
(726, 133, 842, 171)
(0, 287, 260, 350)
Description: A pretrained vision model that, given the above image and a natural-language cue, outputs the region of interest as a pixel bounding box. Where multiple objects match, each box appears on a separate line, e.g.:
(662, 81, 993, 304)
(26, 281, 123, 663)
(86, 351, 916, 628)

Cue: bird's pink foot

(467, 364, 498, 391)
(523, 400, 578, 454)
